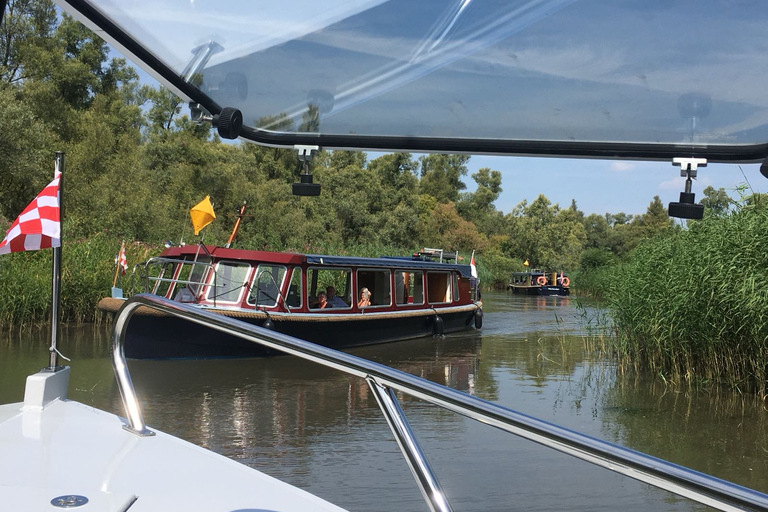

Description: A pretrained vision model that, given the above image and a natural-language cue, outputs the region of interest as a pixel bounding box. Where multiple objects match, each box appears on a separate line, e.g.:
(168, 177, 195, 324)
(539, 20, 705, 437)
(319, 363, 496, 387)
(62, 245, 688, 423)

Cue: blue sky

(462, 156, 763, 217)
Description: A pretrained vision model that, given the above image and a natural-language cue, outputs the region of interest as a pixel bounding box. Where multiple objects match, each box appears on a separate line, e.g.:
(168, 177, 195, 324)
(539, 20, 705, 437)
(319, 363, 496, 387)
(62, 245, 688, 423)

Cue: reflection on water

(1, 291, 766, 511)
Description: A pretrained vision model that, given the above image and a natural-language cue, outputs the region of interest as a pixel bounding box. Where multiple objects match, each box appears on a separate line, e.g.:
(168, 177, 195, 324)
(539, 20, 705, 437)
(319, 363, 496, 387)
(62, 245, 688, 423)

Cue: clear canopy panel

(58, 0, 768, 160)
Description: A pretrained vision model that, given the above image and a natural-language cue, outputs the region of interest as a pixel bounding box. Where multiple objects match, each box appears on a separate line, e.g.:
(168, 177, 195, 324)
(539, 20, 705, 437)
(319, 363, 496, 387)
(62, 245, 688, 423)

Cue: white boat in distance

(3, 0, 768, 511)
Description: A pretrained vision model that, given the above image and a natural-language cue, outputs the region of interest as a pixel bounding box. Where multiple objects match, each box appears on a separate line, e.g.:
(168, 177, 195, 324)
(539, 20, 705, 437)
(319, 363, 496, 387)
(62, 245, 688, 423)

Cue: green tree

(418, 154, 468, 203)
(699, 186, 732, 218)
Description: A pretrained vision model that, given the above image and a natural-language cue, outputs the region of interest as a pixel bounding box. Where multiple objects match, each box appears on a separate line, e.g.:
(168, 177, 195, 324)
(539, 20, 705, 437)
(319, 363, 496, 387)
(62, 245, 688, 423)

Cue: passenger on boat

(358, 287, 371, 308)
(325, 286, 348, 308)
(312, 291, 328, 309)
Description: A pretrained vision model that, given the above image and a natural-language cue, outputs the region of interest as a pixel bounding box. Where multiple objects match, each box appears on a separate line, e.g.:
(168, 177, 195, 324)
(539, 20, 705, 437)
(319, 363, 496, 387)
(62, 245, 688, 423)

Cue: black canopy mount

(668, 158, 705, 220)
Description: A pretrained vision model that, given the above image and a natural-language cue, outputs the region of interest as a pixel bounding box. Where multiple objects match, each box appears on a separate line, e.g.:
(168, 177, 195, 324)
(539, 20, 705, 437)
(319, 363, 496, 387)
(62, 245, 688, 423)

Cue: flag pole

(49, 152, 64, 370)
(112, 241, 124, 288)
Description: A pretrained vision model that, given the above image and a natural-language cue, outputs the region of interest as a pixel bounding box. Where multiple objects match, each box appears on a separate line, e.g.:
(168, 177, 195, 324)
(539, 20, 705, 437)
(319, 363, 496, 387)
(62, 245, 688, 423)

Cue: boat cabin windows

(150, 261, 176, 298)
(248, 264, 287, 307)
(357, 269, 391, 307)
(285, 267, 302, 309)
(427, 271, 452, 304)
(395, 271, 424, 306)
(453, 273, 460, 302)
(308, 267, 352, 309)
(208, 261, 251, 304)
(157, 257, 211, 302)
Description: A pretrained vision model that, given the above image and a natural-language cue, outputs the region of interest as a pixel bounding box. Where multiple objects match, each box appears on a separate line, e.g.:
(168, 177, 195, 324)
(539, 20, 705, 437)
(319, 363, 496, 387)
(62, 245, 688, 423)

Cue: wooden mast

(225, 201, 247, 248)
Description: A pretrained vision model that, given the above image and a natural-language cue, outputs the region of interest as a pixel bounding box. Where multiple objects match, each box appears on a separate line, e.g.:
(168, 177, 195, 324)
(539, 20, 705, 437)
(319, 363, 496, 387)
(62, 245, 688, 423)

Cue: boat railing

(111, 294, 768, 512)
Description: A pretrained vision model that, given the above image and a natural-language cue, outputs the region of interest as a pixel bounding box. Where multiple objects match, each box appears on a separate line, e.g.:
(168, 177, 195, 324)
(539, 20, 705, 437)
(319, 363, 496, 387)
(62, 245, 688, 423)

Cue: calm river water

(1, 290, 766, 511)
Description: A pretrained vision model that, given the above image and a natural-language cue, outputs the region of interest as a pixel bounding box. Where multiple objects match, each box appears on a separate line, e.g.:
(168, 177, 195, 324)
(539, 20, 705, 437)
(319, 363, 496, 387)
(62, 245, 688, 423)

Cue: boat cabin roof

(161, 245, 475, 277)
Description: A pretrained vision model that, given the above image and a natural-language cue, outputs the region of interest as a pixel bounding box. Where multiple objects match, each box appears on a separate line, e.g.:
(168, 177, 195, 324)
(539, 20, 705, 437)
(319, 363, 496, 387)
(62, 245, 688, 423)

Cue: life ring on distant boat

(536, 276, 547, 286)
(561, 277, 570, 287)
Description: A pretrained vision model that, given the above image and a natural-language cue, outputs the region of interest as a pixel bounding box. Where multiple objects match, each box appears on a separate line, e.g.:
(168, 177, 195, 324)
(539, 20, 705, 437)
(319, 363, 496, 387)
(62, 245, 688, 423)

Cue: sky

(461, 156, 764, 217)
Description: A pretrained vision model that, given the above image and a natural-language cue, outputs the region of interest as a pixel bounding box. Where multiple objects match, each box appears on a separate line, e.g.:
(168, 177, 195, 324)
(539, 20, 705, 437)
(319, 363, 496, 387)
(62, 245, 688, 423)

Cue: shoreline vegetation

(1, 3, 766, 392)
(575, 200, 768, 394)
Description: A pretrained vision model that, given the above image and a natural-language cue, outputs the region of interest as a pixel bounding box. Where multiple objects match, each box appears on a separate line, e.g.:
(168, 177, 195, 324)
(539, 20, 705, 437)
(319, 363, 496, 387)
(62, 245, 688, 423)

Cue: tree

(418, 154, 468, 203)
(699, 186, 732, 218)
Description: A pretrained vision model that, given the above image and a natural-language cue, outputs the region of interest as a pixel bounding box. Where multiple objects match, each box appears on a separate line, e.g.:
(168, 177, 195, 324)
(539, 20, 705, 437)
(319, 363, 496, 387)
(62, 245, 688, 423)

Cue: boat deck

(0, 375, 346, 512)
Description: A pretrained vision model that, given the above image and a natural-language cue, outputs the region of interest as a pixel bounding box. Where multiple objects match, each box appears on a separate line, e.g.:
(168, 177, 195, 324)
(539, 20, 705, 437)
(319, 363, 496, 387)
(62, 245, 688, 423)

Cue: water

(1, 291, 766, 511)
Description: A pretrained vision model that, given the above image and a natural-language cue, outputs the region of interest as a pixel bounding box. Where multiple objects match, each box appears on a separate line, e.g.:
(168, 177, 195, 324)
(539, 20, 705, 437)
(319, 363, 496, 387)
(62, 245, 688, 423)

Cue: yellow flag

(523, 259, 529, 267)
(190, 195, 216, 235)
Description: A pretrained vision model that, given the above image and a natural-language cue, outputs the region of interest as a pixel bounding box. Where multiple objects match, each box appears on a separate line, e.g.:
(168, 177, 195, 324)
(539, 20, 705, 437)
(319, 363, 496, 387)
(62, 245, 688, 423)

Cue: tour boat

(508, 270, 570, 296)
(97, 246, 483, 359)
(4, 0, 768, 511)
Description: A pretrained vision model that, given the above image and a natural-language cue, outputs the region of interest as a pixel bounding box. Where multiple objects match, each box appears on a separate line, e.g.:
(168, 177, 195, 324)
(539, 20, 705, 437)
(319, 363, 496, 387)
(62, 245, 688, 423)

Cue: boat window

(308, 267, 352, 309)
(395, 271, 424, 306)
(285, 267, 303, 310)
(247, 264, 287, 307)
(453, 273, 460, 302)
(150, 262, 176, 298)
(427, 272, 451, 304)
(357, 269, 391, 308)
(167, 258, 212, 302)
(208, 261, 251, 303)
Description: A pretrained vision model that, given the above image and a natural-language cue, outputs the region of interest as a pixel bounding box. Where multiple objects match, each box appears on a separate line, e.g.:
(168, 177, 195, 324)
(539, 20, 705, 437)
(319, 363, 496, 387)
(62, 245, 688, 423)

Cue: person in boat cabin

(313, 291, 328, 309)
(358, 287, 371, 308)
(325, 286, 348, 308)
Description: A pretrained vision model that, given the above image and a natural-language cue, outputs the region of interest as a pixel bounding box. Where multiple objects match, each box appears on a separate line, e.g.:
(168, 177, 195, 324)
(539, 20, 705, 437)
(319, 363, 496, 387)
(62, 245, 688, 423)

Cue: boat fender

(433, 315, 444, 336)
(561, 277, 570, 287)
(262, 315, 274, 330)
(536, 276, 547, 286)
(474, 308, 483, 329)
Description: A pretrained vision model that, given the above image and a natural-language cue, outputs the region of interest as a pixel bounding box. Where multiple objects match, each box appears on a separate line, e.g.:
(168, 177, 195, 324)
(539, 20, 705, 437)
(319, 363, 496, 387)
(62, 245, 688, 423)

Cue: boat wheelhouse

(508, 270, 570, 296)
(98, 246, 482, 359)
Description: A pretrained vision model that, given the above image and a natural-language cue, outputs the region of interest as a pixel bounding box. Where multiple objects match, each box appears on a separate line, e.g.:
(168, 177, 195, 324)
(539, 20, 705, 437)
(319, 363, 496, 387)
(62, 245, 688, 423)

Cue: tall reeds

(0, 234, 157, 329)
(604, 207, 768, 392)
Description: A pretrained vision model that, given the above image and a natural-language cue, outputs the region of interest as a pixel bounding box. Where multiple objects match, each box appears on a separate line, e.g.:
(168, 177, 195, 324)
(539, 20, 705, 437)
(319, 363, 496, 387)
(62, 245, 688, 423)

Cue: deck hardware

(50, 495, 89, 508)
(668, 157, 706, 220)
(189, 103, 243, 140)
(292, 145, 321, 196)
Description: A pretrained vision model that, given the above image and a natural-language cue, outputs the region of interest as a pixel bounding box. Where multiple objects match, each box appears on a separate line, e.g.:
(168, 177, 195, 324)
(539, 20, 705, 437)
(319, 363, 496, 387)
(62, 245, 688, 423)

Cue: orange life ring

(536, 276, 547, 286)
(562, 277, 570, 287)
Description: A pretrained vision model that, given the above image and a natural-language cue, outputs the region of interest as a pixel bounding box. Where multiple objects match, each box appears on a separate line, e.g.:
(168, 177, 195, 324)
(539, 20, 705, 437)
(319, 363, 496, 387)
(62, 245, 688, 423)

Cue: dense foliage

(602, 200, 768, 392)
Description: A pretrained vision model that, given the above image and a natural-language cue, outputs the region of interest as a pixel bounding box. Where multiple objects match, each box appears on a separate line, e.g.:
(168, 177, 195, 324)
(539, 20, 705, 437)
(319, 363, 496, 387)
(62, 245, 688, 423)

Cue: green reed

(0, 234, 158, 329)
(604, 208, 768, 392)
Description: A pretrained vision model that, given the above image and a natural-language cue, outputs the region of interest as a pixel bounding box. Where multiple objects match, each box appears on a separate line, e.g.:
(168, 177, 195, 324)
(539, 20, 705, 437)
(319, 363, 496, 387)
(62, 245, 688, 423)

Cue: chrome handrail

(111, 294, 768, 512)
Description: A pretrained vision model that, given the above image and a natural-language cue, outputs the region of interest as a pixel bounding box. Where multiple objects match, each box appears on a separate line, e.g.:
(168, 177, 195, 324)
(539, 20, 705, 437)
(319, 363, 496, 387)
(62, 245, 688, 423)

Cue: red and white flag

(0, 173, 60, 255)
(117, 242, 128, 275)
(470, 250, 478, 279)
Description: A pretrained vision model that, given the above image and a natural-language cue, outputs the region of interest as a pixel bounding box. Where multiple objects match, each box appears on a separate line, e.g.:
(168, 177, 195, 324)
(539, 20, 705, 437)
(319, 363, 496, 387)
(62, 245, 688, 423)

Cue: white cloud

(610, 162, 636, 172)
(659, 177, 686, 190)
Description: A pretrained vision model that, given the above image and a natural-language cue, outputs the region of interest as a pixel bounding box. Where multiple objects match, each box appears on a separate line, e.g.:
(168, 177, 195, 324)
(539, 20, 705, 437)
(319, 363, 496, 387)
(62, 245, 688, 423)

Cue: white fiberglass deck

(0, 369, 346, 512)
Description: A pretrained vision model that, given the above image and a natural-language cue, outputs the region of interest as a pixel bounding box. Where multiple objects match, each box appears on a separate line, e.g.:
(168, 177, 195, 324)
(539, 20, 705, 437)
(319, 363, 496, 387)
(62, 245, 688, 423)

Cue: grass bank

(0, 234, 158, 329)
(604, 207, 768, 392)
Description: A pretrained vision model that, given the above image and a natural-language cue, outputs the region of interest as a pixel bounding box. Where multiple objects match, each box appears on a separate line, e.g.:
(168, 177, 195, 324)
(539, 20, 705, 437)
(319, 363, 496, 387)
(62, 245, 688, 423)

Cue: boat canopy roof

(159, 245, 474, 277)
(55, 0, 768, 162)
(305, 254, 474, 277)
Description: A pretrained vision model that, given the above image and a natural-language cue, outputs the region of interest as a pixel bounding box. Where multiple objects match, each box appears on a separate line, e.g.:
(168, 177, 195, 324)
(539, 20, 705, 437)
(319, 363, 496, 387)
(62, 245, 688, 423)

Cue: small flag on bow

(116, 242, 128, 275)
(0, 174, 61, 255)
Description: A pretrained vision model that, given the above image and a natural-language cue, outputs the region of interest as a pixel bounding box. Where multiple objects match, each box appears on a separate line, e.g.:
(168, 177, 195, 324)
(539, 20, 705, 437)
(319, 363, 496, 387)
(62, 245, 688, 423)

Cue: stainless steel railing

(111, 294, 768, 512)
